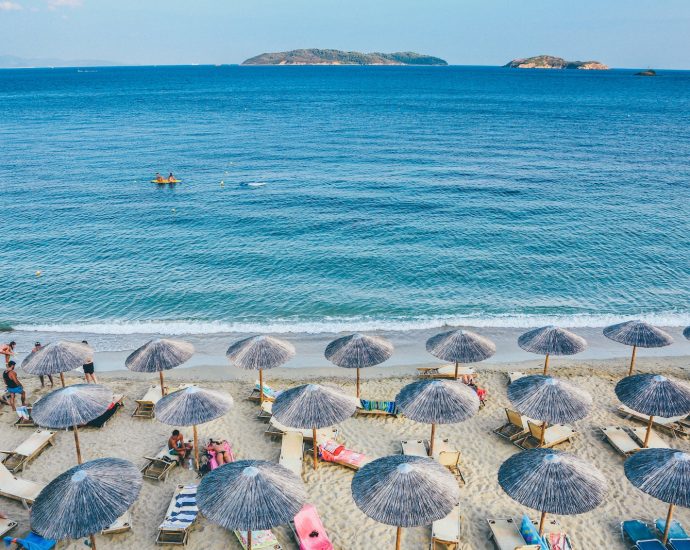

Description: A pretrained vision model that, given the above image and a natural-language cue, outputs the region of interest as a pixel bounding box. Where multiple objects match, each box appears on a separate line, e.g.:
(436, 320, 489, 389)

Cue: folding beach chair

(0, 462, 45, 508)
(601, 426, 640, 456)
(494, 409, 529, 442)
(102, 511, 132, 535)
(0, 429, 56, 473)
(133, 385, 165, 418)
(622, 519, 666, 550)
(486, 518, 540, 550)
(234, 529, 282, 549)
(433, 439, 466, 485)
(142, 445, 178, 481)
(417, 364, 476, 380)
(629, 427, 670, 449)
(0, 516, 18, 538)
(290, 503, 333, 550)
(431, 504, 460, 550)
(515, 421, 576, 450)
(156, 484, 198, 545)
(400, 439, 428, 457)
(279, 431, 304, 477)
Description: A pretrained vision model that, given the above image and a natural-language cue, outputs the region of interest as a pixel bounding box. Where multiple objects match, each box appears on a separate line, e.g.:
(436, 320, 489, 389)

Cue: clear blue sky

(2, 0, 689, 68)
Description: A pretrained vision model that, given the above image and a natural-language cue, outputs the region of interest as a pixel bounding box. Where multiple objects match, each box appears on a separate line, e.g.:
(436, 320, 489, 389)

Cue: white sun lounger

(630, 427, 670, 449)
(400, 439, 428, 457)
(156, 484, 198, 545)
(279, 431, 304, 477)
(432, 439, 466, 485)
(431, 504, 460, 549)
(142, 445, 179, 481)
(487, 518, 540, 550)
(0, 429, 56, 473)
(133, 385, 165, 418)
(508, 372, 526, 384)
(0, 516, 18, 538)
(102, 511, 132, 535)
(617, 405, 688, 437)
(265, 417, 336, 443)
(601, 426, 640, 456)
(515, 421, 576, 450)
(417, 364, 476, 379)
(257, 401, 273, 420)
(0, 462, 45, 508)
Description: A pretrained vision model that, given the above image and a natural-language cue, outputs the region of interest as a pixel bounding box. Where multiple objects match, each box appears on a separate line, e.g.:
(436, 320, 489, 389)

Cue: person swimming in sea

(155, 172, 165, 183)
(167, 172, 176, 182)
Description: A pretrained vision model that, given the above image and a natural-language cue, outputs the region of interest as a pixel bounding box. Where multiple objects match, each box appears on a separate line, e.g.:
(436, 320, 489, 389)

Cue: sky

(1, 0, 690, 68)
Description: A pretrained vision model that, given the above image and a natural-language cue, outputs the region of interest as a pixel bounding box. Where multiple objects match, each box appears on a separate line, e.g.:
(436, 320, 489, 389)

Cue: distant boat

(241, 182, 266, 188)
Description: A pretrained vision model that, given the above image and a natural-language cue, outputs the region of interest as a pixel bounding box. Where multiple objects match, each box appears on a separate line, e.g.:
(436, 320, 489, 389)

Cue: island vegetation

(504, 55, 608, 70)
(242, 49, 447, 66)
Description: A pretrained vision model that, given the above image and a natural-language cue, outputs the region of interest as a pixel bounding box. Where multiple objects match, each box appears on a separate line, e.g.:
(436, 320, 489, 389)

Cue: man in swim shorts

(3, 361, 26, 410)
(168, 429, 192, 465)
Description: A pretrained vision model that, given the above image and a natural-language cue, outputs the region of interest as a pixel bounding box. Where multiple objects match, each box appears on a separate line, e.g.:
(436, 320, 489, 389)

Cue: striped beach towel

(159, 485, 198, 530)
(359, 399, 397, 414)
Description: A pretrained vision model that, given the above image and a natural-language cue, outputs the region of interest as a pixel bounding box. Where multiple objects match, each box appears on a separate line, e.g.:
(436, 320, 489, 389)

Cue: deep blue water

(0, 65, 689, 334)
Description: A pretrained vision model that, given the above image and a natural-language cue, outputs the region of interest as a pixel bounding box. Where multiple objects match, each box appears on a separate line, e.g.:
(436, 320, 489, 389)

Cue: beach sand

(1, 355, 689, 549)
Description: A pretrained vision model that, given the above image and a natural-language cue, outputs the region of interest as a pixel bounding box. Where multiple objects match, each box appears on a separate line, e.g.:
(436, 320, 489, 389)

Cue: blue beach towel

(3, 533, 56, 550)
(519, 515, 548, 550)
(359, 399, 397, 414)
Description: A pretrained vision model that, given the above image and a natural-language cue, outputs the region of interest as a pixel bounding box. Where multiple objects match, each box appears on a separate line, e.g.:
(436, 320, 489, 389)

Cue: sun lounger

(0, 462, 45, 508)
(102, 511, 132, 535)
(487, 518, 541, 550)
(291, 503, 333, 550)
(356, 399, 398, 417)
(630, 427, 670, 449)
(142, 445, 178, 481)
(622, 519, 667, 550)
(265, 417, 337, 443)
(156, 484, 198, 545)
(601, 426, 640, 456)
(655, 519, 690, 550)
(0, 429, 56, 473)
(2, 532, 56, 549)
(431, 504, 460, 550)
(0, 517, 18, 538)
(258, 401, 273, 420)
(400, 439, 428, 457)
(84, 394, 124, 428)
(133, 385, 165, 418)
(13, 407, 36, 429)
(618, 405, 688, 437)
(508, 372, 526, 384)
(494, 409, 530, 442)
(279, 431, 304, 477)
(515, 421, 576, 450)
(417, 364, 476, 379)
(433, 439, 466, 485)
(248, 381, 281, 403)
(234, 529, 283, 549)
(318, 440, 370, 471)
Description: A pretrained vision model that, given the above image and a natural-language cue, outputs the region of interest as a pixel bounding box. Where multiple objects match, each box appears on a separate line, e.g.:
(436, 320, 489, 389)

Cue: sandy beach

(1, 354, 688, 549)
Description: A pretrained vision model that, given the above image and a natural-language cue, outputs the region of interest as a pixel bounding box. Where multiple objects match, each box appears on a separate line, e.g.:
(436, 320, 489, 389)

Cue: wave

(11, 311, 690, 335)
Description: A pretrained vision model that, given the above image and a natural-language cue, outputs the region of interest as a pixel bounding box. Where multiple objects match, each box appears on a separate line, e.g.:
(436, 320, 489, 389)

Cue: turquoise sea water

(1, 65, 689, 335)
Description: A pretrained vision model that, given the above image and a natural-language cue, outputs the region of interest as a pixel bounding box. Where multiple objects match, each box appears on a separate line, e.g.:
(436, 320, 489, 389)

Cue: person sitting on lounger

(3, 361, 26, 411)
(168, 430, 192, 465)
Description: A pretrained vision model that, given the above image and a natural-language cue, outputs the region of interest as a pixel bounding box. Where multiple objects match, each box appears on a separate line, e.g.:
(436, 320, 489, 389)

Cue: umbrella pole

(429, 423, 436, 457)
(89, 534, 97, 549)
(538, 510, 547, 536)
(73, 424, 83, 464)
(539, 421, 547, 447)
(543, 354, 550, 375)
(395, 526, 402, 550)
(248, 529, 252, 550)
(628, 345, 637, 376)
(159, 371, 165, 396)
(193, 425, 199, 469)
(356, 368, 360, 398)
(313, 427, 318, 470)
(259, 369, 264, 405)
(643, 415, 654, 448)
(454, 361, 459, 380)
(60, 372, 66, 388)
(662, 503, 675, 544)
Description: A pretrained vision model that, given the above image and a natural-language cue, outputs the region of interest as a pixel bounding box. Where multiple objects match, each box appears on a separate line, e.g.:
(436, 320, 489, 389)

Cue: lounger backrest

(437, 450, 460, 469)
(527, 420, 544, 439)
(507, 409, 525, 429)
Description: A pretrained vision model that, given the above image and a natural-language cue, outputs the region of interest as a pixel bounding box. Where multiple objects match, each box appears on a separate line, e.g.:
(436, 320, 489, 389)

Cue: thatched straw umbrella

(325, 333, 393, 398)
(395, 379, 479, 456)
(198, 460, 306, 550)
(683, 326, 690, 340)
(31, 457, 142, 550)
(518, 326, 587, 375)
(155, 386, 234, 468)
(21, 340, 93, 388)
(226, 335, 295, 404)
(604, 320, 673, 376)
(272, 384, 358, 469)
(508, 375, 592, 447)
(615, 374, 690, 448)
(125, 338, 194, 396)
(31, 384, 113, 464)
(351, 454, 459, 550)
(625, 448, 690, 544)
(498, 449, 607, 536)
(425, 329, 496, 380)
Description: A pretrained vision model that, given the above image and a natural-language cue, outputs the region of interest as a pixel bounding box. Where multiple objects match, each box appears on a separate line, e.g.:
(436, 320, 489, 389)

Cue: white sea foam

(12, 311, 690, 336)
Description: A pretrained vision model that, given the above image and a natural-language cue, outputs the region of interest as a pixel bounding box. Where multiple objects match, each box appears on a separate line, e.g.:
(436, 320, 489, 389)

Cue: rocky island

(242, 49, 447, 66)
(505, 55, 608, 70)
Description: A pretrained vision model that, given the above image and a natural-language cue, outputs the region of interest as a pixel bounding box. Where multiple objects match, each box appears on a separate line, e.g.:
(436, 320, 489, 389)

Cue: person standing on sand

(32, 342, 54, 388)
(0, 341, 15, 365)
(81, 340, 98, 384)
(3, 361, 26, 410)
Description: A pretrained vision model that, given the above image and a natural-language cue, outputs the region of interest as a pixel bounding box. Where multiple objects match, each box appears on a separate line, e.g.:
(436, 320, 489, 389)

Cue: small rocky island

(505, 55, 608, 70)
(635, 69, 657, 76)
(242, 49, 447, 66)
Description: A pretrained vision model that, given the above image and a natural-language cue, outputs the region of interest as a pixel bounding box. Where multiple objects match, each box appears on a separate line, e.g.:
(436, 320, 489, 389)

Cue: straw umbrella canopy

(30, 457, 142, 550)
(604, 320, 674, 376)
(31, 384, 113, 464)
(625, 448, 690, 544)
(518, 326, 587, 375)
(226, 335, 295, 404)
(425, 329, 496, 380)
(351, 454, 459, 550)
(198, 459, 306, 550)
(155, 386, 234, 469)
(325, 333, 393, 398)
(272, 384, 358, 469)
(21, 340, 93, 387)
(498, 449, 607, 536)
(615, 374, 690, 448)
(508, 375, 592, 447)
(395, 379, 480, 456)
(125, 338, 194, 396)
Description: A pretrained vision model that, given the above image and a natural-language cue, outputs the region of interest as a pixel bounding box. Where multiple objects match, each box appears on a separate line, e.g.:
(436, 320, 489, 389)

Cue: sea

(1, 65, 689, 353)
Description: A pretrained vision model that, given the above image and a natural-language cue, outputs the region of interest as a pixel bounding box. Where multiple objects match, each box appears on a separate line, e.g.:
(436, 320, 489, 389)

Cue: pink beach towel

(207, 441, 235, 470)
(318, 440, 368, 469)
(293, 504, 333, 550)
